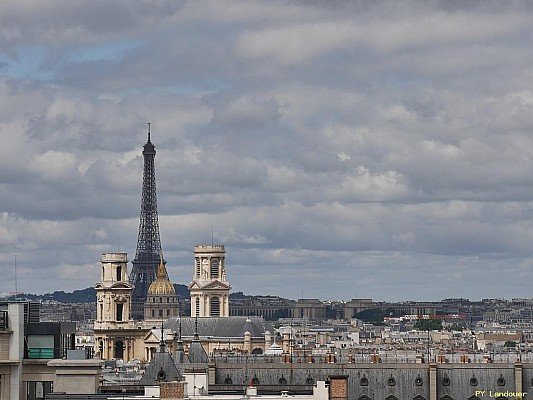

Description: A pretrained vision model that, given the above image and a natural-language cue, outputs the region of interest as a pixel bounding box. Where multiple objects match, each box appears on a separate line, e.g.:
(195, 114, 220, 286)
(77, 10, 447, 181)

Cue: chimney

(328, 375, 349, 400)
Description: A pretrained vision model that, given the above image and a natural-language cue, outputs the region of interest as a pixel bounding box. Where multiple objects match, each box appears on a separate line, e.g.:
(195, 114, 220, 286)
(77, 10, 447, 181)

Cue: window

(159, 309, 163, 317)
(211, 259, 219, 278)
(116, 265, 122, 281)
(27, 381, 53, 400)
(195, 258, 201, 278)
(27, 335, 54, 359)
(195, 297, 200, 316)
(116, 303, 123, 321)
(114, 340, 124, 359)
(211, 297, 220, 317)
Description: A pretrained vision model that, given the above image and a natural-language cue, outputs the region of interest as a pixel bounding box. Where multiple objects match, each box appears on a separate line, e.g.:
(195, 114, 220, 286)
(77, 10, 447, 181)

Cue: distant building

(344, 298, 374, 319)
(230, 295, 292, 320)
(290, 299, 327, 320)
(144, 257, 179, 322)
(189, 245, 231, 318)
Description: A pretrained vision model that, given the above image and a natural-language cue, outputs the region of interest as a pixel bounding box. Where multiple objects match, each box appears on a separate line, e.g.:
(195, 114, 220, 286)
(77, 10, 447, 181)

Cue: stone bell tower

(95, 253, 133, 328)
(94, 253, 138, 361)
(188, 245, 231, 317)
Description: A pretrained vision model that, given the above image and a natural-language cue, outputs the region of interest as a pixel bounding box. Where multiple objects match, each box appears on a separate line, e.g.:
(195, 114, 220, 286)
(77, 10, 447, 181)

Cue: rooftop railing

(212, 352, 532, 365)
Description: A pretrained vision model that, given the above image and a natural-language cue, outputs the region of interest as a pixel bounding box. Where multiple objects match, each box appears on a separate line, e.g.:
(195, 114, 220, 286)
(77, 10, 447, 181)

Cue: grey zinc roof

(173, 339, 190, 365)
(164, 316, 270, 339)
(139, 343, 182, 386)
(188, 338, 209, 364)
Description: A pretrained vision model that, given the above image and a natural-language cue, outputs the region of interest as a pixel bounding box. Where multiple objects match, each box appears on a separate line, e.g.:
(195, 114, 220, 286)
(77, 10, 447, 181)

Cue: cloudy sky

(1, 1, 533, 301)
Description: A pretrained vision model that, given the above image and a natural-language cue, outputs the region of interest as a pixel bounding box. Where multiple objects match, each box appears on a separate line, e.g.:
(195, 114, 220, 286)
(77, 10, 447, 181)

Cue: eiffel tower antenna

(129, 124, 164, 319)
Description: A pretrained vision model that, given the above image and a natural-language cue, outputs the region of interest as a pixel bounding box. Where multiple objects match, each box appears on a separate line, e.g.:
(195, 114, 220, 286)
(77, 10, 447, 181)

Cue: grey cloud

(0, 1, 185, 47)
(1, 1, 533, 300)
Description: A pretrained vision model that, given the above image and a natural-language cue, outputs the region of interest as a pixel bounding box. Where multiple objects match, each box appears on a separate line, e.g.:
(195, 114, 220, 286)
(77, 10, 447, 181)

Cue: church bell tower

(188, 245, 231, 318)
(95, 252, 133, 327)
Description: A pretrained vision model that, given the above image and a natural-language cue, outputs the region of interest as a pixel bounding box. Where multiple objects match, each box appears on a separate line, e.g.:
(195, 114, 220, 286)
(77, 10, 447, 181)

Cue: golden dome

(148, 257, 176, 296)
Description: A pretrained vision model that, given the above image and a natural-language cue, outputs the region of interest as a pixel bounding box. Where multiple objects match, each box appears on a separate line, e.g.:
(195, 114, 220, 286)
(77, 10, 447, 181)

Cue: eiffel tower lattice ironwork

(130, 124, 164, 319)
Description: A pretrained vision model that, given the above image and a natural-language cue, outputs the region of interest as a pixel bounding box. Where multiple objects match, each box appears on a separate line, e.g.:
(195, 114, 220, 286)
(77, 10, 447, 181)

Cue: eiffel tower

(130, 124, 164, 319)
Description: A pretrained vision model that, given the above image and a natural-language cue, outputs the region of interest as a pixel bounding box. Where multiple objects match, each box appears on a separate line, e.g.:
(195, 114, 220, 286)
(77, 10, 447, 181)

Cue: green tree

(414, 318, 442, 331)
(355, 308, 395, 324)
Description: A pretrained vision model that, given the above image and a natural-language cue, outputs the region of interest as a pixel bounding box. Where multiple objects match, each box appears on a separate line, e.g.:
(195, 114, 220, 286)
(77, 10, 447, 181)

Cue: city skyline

(1, 1, 533, 301)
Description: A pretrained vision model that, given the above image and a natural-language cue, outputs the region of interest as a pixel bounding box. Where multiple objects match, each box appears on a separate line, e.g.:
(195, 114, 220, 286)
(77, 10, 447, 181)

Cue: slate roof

(164, 316, 270, 339)
(173, 339, 190, 365)
(139, 342, 182, 386)
(188, 337, 209, 364)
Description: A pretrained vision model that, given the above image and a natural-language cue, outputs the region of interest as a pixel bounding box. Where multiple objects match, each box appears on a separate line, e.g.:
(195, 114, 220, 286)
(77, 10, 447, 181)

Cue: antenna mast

(14, 254, 17, 297)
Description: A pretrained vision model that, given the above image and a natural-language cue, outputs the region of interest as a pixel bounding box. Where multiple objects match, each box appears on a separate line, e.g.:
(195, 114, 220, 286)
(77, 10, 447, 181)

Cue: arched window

(116, 266, 122, 281)
(211, 297, 220, 317)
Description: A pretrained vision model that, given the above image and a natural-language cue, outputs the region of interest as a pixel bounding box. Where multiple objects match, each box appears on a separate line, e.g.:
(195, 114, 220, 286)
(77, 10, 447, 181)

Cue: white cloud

(28, 150, 78, 180)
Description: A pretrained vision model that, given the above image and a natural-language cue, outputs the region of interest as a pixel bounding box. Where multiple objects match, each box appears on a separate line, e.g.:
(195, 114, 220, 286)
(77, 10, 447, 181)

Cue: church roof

(164, 316, 269, 339)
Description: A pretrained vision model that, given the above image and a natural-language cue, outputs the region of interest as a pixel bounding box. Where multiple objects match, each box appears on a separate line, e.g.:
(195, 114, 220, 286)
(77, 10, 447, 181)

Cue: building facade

(0, 302, 81, 400)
